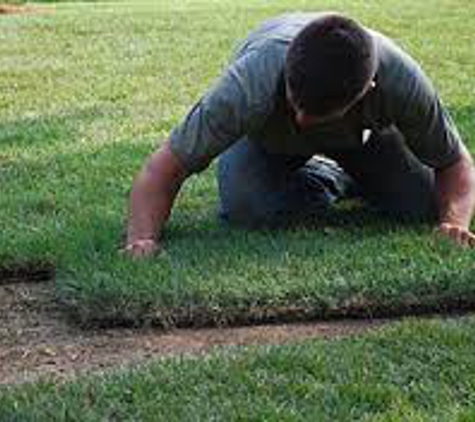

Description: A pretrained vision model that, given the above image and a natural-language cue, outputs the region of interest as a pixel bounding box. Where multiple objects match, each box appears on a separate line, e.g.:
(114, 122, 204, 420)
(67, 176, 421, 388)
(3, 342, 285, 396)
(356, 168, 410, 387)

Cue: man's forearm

(126, 141, 187, 247)
(126, 171, 181, 245)
(435, 146, 475, 229)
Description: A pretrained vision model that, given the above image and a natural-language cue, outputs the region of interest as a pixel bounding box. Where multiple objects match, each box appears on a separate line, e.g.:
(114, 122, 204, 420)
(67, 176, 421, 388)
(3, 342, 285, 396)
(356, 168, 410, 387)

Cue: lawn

(3, 316, 475, 420)
(1, 0, 475, 327)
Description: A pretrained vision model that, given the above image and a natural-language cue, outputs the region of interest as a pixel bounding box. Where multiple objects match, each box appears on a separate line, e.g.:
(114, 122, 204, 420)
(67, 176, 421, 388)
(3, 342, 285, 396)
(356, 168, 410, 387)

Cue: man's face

(286, 80, 376, 130)
(292, 105, 349, 129)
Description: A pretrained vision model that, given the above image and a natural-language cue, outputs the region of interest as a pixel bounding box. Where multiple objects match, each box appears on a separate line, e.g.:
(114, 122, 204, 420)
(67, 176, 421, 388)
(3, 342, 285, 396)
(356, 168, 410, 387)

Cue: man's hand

(124, 239, 159, 258)
(435, 144, 475, 248)
(437, 223, 475, 248)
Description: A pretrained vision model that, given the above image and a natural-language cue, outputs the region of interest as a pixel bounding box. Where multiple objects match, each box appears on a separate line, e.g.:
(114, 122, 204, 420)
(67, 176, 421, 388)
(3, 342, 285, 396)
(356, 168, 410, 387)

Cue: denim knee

(218, 186, 283, 228)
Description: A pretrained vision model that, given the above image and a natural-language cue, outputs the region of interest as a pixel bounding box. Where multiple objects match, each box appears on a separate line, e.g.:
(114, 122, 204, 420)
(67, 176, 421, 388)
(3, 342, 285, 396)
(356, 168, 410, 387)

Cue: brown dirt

(0, 4, 45, 15)
(0, 281, 386, 386)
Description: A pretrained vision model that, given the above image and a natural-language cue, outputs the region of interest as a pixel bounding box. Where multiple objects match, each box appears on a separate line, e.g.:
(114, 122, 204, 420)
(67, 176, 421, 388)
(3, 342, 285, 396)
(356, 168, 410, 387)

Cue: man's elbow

(136, 141, 189, 195)
(437, 146, 475, 193)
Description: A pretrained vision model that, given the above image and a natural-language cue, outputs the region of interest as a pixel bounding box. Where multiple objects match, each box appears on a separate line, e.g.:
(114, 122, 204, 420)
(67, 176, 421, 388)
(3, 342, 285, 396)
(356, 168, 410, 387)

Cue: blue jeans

(218, 127, 438, 228)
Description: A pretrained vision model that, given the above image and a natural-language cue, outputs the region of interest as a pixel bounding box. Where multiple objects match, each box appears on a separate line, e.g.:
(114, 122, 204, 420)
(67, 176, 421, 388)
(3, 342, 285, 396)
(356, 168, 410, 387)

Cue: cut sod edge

(60, 292, 475, 330)
(0, 261, 55, 285)
(5, 261, 474, 330)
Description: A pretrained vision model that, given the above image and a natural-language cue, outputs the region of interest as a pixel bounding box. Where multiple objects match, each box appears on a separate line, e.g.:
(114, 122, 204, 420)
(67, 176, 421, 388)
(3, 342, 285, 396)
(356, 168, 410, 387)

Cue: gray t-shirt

(170, 13, 462, 173)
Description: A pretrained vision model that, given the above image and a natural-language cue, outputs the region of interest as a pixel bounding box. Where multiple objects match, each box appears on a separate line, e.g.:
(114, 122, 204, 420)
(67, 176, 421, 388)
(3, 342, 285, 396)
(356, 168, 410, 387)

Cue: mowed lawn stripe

(2, 317, 475, 420)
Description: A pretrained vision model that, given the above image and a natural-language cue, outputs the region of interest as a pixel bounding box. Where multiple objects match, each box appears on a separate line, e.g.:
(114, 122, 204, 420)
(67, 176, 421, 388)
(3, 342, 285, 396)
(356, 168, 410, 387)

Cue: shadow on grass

(166, 202, 425, 248)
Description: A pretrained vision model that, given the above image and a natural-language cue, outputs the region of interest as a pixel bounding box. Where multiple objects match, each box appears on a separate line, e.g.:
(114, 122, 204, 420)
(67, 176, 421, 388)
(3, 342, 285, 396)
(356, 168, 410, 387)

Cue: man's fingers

(437, 223, 475, 248)
(122, 239, 159, 258)
(133, 244, 158, 258)
(462, 230, 475, 248)
(458, 230, 470, 247)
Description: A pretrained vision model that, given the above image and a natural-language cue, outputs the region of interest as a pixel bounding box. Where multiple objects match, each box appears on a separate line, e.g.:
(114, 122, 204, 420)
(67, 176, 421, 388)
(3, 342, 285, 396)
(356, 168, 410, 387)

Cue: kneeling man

(125, 12, 475, 257)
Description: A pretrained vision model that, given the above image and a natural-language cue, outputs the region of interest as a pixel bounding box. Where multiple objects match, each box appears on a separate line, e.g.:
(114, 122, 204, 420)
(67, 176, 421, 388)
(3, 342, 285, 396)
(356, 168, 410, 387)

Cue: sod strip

(57, 215, 475, 327)
(1, 317, 475, 420)
(1, 0, 475, 326)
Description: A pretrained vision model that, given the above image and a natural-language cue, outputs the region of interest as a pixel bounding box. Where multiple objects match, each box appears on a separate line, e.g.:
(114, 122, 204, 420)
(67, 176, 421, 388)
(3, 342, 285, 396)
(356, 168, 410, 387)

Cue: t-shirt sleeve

(169, 45, 284, 173)
(380, 39, 463, 169)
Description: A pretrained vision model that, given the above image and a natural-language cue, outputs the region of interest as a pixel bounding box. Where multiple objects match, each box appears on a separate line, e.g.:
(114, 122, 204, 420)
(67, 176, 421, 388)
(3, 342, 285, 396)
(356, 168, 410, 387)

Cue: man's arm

(123, 45, 284, 258)
(377, 36, 475, 246)
(435, 143, 475, 247)
(125, 140, 189, 258)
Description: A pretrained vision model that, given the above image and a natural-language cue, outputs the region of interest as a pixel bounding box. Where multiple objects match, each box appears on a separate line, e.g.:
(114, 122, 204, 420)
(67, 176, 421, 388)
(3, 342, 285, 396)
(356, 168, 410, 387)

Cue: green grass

(1, 0, 475, 326)
(3, 317, 475, 420)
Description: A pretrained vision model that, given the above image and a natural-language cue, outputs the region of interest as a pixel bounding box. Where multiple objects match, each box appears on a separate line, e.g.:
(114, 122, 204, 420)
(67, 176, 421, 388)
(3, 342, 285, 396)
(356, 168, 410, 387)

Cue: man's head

(285, 13, 377, 127)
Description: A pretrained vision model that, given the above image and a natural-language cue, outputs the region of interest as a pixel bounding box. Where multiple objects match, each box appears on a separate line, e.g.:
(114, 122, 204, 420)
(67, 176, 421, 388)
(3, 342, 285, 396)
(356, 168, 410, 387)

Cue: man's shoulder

(372, 31, 423, 93)
(227, 13, 323, 96)
(234, 12, 325, 57)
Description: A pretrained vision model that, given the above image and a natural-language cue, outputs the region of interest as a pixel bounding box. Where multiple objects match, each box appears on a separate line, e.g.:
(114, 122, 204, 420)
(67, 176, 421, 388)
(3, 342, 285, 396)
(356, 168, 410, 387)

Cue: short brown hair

(285, 14, 377, 116)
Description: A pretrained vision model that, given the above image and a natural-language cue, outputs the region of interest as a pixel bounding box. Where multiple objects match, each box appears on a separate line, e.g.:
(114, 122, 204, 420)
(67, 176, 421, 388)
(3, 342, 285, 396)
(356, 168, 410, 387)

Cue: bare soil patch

(0, 281, 385, 386)
(0, 4, 45, 15)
